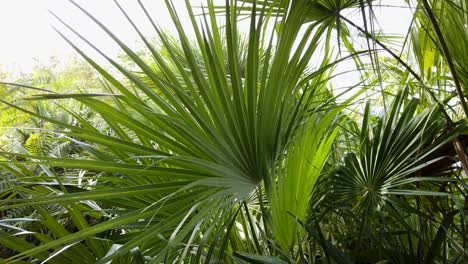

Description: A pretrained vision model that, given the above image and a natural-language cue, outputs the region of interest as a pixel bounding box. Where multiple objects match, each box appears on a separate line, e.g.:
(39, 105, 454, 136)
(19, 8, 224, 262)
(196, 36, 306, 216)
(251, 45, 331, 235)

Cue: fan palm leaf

(0, 0, 352, 262)
(334, 88, 467, 213)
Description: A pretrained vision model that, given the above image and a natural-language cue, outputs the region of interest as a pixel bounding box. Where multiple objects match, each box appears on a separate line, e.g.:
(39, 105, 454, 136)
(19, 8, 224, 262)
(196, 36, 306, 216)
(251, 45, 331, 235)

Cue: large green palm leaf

(0, 0, 347, 262)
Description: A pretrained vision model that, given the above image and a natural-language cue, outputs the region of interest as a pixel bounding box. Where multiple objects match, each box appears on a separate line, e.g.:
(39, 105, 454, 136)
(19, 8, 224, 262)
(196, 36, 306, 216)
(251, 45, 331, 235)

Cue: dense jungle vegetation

(0, 0, 467, 263)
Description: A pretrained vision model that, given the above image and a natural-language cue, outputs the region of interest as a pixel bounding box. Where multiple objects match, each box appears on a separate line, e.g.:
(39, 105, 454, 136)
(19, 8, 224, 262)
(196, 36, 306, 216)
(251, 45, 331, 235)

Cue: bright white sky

(0, 0, 413, 76)
(0, 0, 194, 74)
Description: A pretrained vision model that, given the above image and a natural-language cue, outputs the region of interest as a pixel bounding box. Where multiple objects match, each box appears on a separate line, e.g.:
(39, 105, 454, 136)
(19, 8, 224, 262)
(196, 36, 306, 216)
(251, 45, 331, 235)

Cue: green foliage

(0, 0, 467, 263)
